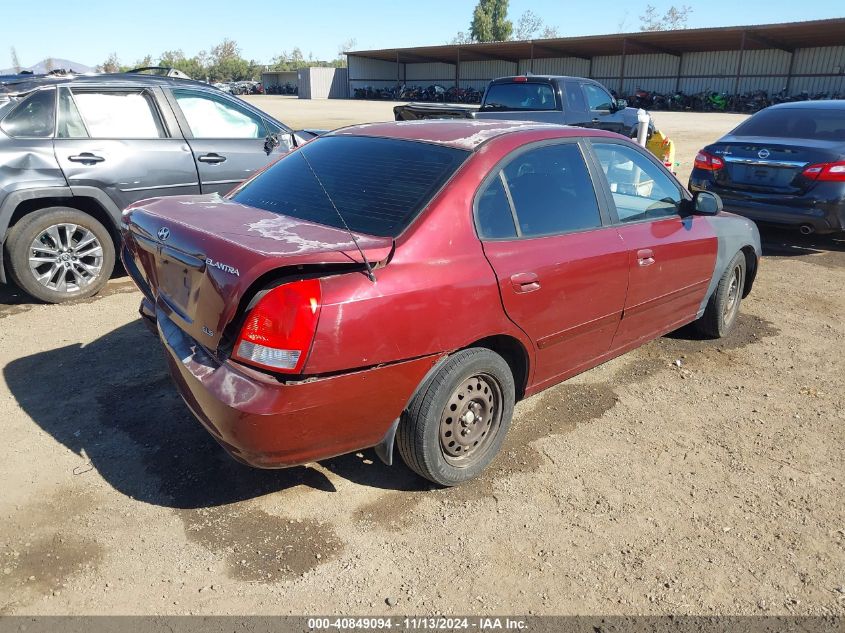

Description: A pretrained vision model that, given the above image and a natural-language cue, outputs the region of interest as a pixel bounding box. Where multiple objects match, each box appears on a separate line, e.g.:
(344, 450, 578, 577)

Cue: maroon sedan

(121, 120, 761, 486)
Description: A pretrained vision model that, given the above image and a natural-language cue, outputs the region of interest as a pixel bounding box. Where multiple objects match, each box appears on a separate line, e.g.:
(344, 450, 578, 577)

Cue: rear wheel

(6, 207, 115, 303)
(397, 348, 515, 486)
(695, 252, 746, 338)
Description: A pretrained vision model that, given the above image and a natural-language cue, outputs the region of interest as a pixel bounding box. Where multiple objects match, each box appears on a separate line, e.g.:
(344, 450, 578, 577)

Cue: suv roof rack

(126, 66, 191, 79)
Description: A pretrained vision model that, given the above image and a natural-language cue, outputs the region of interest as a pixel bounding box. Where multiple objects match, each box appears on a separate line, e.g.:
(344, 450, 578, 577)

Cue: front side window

(231, 135, 469, 238)
(70, 89, 165, 138)
(482, 82, 557, 112)
(173, 89, 265, 139)
(581, 84, 614, 112)
(592, 142, 682, 222)
(0, 89, 55, 138)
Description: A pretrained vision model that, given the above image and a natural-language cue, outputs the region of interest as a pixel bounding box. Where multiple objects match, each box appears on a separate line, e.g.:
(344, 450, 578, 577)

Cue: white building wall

(405, 62, 454, 82)
(349, 46, 845, 99)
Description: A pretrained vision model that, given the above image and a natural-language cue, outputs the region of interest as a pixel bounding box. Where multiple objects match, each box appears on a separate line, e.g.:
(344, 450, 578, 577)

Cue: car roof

(329, 119, 620, 151)
(0, 72, 217, 96)
(489, 75, 594, 84)
(767, 100, 845, 110)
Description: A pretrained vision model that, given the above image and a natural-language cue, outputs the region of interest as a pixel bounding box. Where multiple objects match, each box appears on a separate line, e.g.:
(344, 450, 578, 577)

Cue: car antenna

(298, 149, 377, 283)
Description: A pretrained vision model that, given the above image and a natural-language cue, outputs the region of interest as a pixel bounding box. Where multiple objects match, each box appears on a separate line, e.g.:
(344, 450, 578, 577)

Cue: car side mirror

(615, 99, 628, 110)
(264, 132, 293, 155)
(693, 191, 722, 215)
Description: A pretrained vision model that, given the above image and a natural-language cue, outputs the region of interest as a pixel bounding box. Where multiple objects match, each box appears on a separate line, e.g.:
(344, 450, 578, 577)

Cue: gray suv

(0, 71, 313, 303)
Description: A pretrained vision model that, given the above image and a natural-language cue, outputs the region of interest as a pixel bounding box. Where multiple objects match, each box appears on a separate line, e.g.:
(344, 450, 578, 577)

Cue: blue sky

(2, 0, 843, 69)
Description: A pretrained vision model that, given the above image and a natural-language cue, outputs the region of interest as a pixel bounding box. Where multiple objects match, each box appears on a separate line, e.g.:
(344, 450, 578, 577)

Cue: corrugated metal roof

(347, 18, 845, 64)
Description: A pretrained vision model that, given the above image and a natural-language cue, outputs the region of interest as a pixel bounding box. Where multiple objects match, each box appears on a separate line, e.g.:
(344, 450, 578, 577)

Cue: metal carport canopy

(346, 18, 845, 63)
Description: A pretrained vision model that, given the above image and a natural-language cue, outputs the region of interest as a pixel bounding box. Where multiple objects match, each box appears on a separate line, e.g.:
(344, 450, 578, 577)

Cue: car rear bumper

(150, 303, 439, 468)
(689, 174, 845, 233)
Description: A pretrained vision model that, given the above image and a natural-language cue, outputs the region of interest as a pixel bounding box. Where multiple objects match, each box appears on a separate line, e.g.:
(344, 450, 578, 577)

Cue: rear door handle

(68, 153, 105, 163)
(197, 153, 227, 164)
(510, 272, 540, 293)
(637, 248, 655, 266)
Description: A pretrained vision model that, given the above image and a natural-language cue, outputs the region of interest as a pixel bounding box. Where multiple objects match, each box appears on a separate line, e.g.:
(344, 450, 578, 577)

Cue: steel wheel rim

(28, 223, 104, 293)
(723, 264, 741, 322)
(439, 373, 503, 468)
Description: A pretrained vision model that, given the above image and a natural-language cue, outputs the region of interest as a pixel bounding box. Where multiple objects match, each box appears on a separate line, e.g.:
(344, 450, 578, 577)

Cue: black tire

(397, 348, 515, 486)
(6, 207, 115, 304)
(695, 252, 746, 338)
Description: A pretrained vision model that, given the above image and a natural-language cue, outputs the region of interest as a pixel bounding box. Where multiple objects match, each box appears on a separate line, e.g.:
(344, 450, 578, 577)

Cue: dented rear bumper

(153, 306, 437, 468)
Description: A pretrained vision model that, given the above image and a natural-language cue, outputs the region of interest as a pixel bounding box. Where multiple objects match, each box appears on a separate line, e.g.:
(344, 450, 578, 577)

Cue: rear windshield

(231, 135, 469, 238)
(732, 107, 845, 141)
(481, 82, 556, 111)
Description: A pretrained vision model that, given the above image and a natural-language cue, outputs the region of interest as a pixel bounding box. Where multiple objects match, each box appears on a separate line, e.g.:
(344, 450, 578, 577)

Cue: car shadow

(759, 226, 845, 258)
(0, 263, 130, 312)
(3, 319, 427, 510)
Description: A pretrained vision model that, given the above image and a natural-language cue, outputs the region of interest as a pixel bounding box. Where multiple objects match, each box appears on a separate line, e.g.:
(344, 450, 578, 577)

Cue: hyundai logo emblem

(758, 149, 770, 159)
(157, 227, 170, 241)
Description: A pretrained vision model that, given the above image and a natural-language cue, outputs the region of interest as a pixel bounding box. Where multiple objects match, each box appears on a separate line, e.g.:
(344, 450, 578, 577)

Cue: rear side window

(476, 175, 517, 239)
(482, 83, 556, 111)
(70, 90, 165, 138)
(503, 143, 601, 237)
(564, 81, 587, 112)
(0, 89, 55, 138)
(231, 135, 469, 238)
(477, 143, 602, 239)
(732, 107, 845, 141)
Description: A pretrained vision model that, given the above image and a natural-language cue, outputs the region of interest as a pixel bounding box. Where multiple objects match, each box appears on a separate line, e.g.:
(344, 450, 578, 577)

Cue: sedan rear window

(231, 136, 469, 238)
(732, 107, 845, 141)
(481, 83, 556, 111)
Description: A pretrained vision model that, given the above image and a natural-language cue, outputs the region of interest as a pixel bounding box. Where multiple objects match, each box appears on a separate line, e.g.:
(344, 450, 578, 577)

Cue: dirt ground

(0, 99, 843, 616)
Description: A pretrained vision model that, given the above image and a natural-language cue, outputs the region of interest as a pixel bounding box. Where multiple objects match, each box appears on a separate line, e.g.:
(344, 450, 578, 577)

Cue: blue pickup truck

(394, 75, 651, 139)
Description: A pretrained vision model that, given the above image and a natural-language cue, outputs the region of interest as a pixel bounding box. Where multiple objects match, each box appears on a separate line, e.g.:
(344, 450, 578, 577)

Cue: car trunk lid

(122, 194, 393, 352)
(710, 135, 844, 194)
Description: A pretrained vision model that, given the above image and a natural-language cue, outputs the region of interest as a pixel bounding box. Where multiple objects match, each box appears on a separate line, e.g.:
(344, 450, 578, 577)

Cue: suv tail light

(801, 161, 845, 182)
(694, 150, 725, 171)
(233, 279, 322, 373)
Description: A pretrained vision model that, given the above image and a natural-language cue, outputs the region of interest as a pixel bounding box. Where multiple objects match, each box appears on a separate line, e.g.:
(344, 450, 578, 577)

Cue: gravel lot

(1, 98, 843, 616)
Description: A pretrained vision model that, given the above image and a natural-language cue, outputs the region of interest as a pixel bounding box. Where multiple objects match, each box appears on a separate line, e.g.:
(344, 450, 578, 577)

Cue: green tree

(470, 0, 512, 42)
(159, 49, 207, 80)
(515, 10, 542, 40)
(639, 4, 692, 31)
(97, 53, 121, 73)
(207, 39, 250, 81)
(449, 31, 474, 44)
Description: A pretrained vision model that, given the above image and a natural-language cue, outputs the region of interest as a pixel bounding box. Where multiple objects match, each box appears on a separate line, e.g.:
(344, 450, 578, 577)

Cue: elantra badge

(206, 258, 240, 276)
(157, 227, 170, 241)
(758, 149, 770, 159)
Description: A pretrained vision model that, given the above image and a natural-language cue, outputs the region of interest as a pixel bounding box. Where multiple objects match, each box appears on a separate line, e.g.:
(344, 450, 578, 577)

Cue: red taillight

(694, 150, 725, 171)
(513, 76, 528, 83)
(233, 278, 322, 373)
(801, 161, 845, 182)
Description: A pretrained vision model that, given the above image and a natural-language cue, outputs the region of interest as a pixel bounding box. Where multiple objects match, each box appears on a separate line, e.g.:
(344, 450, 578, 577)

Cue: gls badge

(206, 258, 240, 276)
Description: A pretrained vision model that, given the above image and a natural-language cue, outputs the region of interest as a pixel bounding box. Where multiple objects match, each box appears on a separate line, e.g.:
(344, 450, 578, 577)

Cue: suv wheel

(6, 207, 115, 303)
(397, 348, 515, 486)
